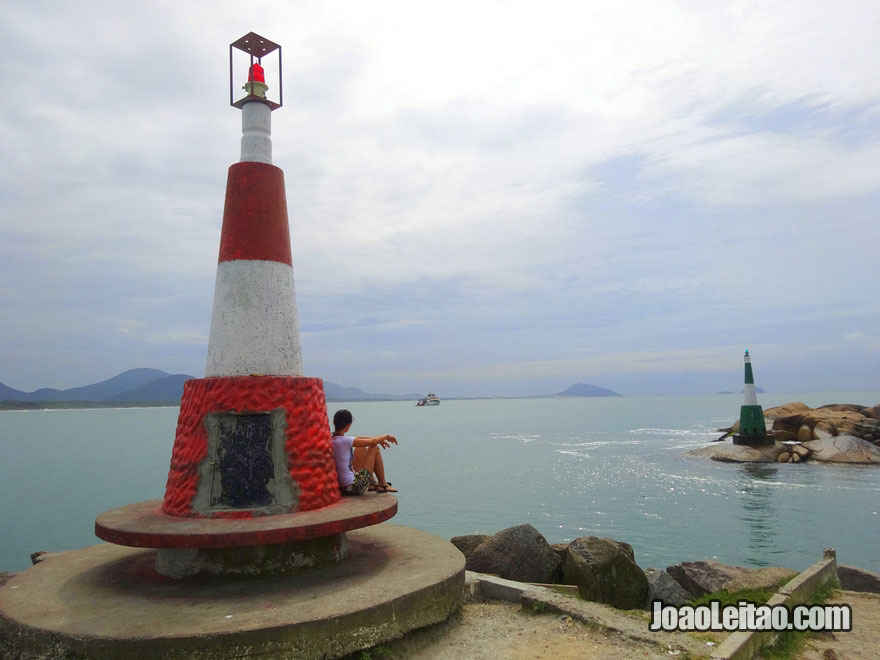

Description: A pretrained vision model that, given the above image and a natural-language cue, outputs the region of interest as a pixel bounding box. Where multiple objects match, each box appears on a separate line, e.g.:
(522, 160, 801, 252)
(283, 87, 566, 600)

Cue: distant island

(716, 387, 766, 395)
(0, 369, 423, 409)
(323, 382, 423, 402)
(0, 371, 623, 409)
(553, 383, 622, 397)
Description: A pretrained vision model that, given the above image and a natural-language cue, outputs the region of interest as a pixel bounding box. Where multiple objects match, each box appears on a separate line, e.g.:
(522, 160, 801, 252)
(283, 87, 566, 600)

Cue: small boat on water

(416, 392, 440, 406)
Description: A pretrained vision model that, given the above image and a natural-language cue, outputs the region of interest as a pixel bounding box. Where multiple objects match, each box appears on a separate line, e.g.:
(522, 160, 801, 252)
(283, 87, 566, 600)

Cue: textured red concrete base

(164, 376, 340, 517)
(0, 525, 465, 660)
(96, 496, 397, 549)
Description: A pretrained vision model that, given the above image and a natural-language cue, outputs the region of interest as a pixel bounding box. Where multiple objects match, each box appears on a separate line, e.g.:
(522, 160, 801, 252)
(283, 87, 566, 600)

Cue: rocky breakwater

(691, 401, 880, 464)
(450, 524, 809, 610)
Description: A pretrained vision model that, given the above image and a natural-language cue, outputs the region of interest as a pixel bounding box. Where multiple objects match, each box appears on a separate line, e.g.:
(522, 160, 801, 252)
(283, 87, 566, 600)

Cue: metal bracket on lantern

(230, 31, 282, 110)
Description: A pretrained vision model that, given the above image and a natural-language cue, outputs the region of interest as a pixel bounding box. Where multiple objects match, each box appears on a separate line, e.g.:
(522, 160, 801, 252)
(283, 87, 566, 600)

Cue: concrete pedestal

(0, 524, 464, 660)
(154, 533, 349, 579)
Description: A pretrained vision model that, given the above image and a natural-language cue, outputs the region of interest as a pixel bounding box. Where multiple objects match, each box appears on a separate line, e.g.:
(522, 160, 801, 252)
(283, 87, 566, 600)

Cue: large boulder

(689, 443, 785, 463)
(645, 567, 690, 607)
(838, 565, 880, 594)
(666, 561, 749, 597)
(464, 524, 561, 583)
(763, 402, 812, 419)
(854, 419, 880, 440)
(817, 404, 866, 414)
(450, 534, 490, 559)
(551, 543, 570, 561)
(773, 429, 799, 442)
(772, 407, 869, 438)
(722, 566, 797, 592)
(802, 436, 880, 464)
(562, 536, 648, 609)
(813, 422, 835, 439)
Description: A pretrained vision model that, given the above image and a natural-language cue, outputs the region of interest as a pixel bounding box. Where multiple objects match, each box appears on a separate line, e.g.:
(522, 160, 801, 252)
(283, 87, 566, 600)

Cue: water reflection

(736, 463, 779, 566)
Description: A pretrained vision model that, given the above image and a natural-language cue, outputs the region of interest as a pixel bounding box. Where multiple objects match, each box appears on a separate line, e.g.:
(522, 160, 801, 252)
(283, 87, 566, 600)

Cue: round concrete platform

(95, 495, 397, 548)
(0, 524, 464, 660)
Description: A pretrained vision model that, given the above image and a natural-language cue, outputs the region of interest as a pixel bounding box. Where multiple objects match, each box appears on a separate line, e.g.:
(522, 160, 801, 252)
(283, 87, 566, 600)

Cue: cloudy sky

(1, 0, 878, 397)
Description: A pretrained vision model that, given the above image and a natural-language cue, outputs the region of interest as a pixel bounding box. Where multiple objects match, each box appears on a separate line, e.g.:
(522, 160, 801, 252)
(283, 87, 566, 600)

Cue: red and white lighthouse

(94, 32, 396, 578)
(0, 34, 463, 659)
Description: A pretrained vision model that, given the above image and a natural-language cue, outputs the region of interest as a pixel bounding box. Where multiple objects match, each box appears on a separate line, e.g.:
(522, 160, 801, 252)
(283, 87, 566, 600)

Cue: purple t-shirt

(331, 435, 355, 487)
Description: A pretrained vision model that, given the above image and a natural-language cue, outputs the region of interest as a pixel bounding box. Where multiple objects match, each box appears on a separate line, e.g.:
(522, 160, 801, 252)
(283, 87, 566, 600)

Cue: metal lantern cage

(230, 31, 282, 110)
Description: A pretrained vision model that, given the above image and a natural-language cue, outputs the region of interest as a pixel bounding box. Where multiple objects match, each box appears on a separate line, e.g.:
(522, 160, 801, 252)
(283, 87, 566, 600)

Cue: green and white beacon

(733, 350, 774, 446)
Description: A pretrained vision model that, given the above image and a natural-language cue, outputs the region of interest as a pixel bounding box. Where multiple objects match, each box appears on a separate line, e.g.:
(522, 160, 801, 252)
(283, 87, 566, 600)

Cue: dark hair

(333, 409, 353, 434)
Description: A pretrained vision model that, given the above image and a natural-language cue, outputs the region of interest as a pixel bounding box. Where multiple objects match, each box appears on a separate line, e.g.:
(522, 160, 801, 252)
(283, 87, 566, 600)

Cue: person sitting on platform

(331, 409, 399, 494)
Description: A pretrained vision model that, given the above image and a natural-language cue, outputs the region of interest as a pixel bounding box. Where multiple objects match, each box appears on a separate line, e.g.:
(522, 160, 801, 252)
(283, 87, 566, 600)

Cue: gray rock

(551, 542, 570, 558)
(563, 536, 648, 609)
(813, 422, 835, 439)
(465, 524, 561, 583)
(548, 544, 570, 583)
(666, 561, 749, 597)
(854, 420, 880, 444)
(723, 566, 798, 593)
(838, 565, 880, 594)
(645, 567, 690, 607)
(30, 551, 54, 565)
(689, 443, 785, 463)
(802, 436, 880, 464)
(450, 534, 490, 559)
(772, 429, 799, 442)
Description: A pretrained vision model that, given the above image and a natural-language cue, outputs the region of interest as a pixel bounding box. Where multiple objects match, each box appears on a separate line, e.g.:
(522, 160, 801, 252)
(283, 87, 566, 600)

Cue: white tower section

(743, 351, 758, 406)
(240, 101, 272, 164)
(204, 100, 303, 378)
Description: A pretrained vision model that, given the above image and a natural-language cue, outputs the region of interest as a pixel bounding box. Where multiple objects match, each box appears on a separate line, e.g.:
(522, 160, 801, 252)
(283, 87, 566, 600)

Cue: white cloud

(844, 331, 880, 351)
(1, 0, 879, 392)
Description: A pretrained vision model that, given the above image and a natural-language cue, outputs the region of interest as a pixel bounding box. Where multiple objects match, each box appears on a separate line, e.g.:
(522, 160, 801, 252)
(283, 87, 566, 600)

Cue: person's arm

(352, 434, 398, 449)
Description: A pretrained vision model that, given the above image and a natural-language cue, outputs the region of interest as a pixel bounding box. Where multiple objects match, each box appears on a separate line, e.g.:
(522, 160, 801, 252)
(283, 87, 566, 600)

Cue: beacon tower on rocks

(733, 349, 773, 446)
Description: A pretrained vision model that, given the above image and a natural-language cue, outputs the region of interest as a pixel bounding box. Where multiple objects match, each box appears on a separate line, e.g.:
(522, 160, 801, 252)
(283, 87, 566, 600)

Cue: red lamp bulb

(249, 62, 266, 83)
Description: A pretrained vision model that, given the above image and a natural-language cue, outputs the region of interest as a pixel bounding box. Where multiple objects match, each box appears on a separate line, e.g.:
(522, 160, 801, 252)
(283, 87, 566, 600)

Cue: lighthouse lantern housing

(230, 31, 282, 110)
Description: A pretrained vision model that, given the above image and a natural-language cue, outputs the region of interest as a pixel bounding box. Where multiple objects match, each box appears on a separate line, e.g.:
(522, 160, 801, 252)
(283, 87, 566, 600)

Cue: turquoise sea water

(1, 392, 878, 574)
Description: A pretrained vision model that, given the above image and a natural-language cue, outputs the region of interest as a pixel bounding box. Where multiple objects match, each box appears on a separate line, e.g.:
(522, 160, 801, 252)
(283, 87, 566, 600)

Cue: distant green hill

(0, 368, 173, 402)
(0, 369, 190, 405)
(105, 374, 193, 402)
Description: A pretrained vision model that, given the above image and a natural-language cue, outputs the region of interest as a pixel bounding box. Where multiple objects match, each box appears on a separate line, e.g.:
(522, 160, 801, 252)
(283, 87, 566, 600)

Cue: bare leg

(352, 447, 368, 472)
(353, 446, 388, 486)
(372, 451, 387, 486)
(352, 446, 397, 491)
